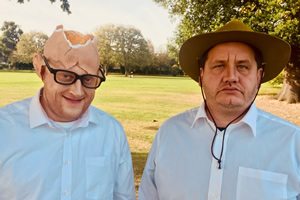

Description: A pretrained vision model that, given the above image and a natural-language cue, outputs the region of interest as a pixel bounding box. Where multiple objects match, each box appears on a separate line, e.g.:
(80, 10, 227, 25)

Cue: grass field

(0, 71, 282, 192)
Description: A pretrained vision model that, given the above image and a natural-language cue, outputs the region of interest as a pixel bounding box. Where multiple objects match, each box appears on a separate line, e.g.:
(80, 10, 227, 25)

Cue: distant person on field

(0, 25, 136, 200)
(139, 19, 300, 200)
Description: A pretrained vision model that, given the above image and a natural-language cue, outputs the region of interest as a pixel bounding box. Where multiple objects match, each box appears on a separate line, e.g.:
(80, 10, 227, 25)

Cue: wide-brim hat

(179, 19, 291, 83)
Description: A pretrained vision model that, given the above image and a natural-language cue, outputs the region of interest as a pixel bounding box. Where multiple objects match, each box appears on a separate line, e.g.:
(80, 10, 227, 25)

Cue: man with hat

(138, 19, 300, 199)
(0, 25, 136, 199)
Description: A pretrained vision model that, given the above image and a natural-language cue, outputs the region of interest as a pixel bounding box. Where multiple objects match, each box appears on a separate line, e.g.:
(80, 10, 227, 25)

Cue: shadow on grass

(132, 152, 149, 192)
(144, 125, 159, 131)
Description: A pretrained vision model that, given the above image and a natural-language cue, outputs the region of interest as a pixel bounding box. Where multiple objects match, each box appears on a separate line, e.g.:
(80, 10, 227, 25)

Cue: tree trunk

(145, 67, 148, 75)
(103, 64, 108, 76)
(276, 45, 300, 103)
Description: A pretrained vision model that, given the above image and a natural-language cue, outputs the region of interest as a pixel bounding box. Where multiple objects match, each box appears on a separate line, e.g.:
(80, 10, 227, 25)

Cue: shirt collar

(29, 88, 97, 130)
(191, 102, 257, 137)
(29, 88, 49, 128)
(191, 103, 208, 128)
(239, 103, 257, 137)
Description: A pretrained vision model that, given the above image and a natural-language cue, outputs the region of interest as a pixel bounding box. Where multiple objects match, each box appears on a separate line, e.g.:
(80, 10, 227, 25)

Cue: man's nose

(223, 65, 239, 83)
(69, 79, 84, 96)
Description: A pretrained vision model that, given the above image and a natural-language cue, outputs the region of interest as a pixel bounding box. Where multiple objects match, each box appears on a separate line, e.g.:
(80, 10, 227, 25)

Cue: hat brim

(179, 31, 291, 83)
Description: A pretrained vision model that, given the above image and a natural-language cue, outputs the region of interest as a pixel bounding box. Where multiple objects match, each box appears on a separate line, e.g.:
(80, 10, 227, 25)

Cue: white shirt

(0, 89, 136, 200)
(139, 103, 300, 200)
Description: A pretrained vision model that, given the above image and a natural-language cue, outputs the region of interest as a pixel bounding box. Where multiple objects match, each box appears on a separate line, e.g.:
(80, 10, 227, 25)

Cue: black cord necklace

(205, 98, 252, 169)
(198, 60, 264, 169)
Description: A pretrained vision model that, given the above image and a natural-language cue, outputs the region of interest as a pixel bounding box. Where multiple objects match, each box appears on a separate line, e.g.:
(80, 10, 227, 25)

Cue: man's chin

(62, 109, 84, 122)
(218, 98, 243, 108)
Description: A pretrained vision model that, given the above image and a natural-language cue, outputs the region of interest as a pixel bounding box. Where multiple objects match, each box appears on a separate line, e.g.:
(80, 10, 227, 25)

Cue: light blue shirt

(0, 89, 136, 200)
(139, 103, 300, 200)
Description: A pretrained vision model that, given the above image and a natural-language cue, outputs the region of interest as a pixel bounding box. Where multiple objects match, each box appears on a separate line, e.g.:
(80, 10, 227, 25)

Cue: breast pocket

(236, 167, 288, 200)
(86, 156, 114, 200)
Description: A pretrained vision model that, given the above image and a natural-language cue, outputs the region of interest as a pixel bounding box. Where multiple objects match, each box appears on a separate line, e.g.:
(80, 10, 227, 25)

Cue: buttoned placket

(61, 130, 72, 200)
(207, 128, 230, 200)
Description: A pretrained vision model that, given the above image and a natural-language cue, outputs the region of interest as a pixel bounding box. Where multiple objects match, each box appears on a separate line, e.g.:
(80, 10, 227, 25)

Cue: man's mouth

(219, 86, 241, 94)
(64, 96, 84, 104)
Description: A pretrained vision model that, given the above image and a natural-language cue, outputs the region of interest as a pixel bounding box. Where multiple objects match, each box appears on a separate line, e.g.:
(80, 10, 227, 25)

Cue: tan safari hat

(179, 19, 291, 83)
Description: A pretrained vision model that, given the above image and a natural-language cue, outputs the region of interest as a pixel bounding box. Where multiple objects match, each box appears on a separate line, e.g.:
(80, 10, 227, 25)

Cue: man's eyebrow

(211, 59, 227, 63)
(236, 60, 251, 63)
(209, 57, 253, 64)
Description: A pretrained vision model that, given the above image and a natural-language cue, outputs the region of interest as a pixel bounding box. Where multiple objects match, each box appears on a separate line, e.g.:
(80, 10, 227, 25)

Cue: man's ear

(257, 68, 264, 87)
(32, 53, 45, 79)
(199, 67, 204, 87)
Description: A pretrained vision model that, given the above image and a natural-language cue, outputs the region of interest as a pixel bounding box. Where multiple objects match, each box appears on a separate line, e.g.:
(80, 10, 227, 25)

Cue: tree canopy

(12, 31, 48, 63)
(17, 0, 71, 14)
(0, 21, 23, 63)
(155, 0, 299, 45)
(94, 25, 151, 76)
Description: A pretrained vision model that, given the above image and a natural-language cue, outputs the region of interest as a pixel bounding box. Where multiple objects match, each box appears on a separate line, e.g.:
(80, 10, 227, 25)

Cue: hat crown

(216, 19, 253, 32)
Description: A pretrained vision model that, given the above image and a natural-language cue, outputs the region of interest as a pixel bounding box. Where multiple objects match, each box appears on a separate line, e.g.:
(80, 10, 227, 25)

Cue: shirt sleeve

(113, 127, 136, 200)
(138, 134, 159, 200)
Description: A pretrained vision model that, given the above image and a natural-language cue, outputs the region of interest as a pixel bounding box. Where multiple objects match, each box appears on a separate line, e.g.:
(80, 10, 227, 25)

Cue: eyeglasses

(42, 55, 105, 89)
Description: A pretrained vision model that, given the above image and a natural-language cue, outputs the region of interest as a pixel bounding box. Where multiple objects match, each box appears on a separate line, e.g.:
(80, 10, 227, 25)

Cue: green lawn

(0, 71, 282, 192)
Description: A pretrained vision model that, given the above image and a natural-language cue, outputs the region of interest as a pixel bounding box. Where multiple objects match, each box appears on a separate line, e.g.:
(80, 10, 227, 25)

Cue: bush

(171, 65, 182, 76)
(0, 63, 8, 70)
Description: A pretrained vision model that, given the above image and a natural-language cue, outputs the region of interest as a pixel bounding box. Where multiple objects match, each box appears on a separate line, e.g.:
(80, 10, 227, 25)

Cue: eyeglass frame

(42, 54, 106, 89)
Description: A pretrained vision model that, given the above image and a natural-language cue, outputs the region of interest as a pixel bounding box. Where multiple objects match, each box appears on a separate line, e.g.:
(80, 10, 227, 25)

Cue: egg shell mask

(33, 25, 100, 76)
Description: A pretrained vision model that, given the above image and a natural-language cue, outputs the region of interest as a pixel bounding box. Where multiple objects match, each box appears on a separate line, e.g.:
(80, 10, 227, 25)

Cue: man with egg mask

(0, 25, 136, 200)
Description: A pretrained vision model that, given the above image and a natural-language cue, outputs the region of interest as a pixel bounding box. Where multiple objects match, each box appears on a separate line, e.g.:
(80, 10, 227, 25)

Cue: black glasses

(42, 55, 105, 89)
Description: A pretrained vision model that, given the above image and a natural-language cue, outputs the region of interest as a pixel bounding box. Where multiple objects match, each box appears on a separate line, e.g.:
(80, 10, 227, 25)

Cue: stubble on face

(201, 42, 262, 118)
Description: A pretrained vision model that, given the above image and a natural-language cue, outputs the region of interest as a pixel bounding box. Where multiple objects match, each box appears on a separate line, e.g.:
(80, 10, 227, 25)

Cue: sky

(0, 0, 177, 50)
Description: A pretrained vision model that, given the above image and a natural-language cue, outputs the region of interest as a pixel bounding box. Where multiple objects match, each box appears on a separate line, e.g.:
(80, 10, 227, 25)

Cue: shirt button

(65, 160, 69, 165)
(63, 190, 69, 195)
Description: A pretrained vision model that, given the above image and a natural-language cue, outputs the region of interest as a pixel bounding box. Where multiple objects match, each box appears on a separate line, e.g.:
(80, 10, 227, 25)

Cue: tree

(0, 21, 23, 63)
(94, 25, 151, 76)
(166, 37, 180, 67)
(12, 31, 48, 64)
(145, 39, 156, 75)
(16, 0, 71, 14)
(154, 0, 300, 103)
(114, 26, 151, 76)
(94, 24, 117, 75)
(152, 48, 172, 75)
